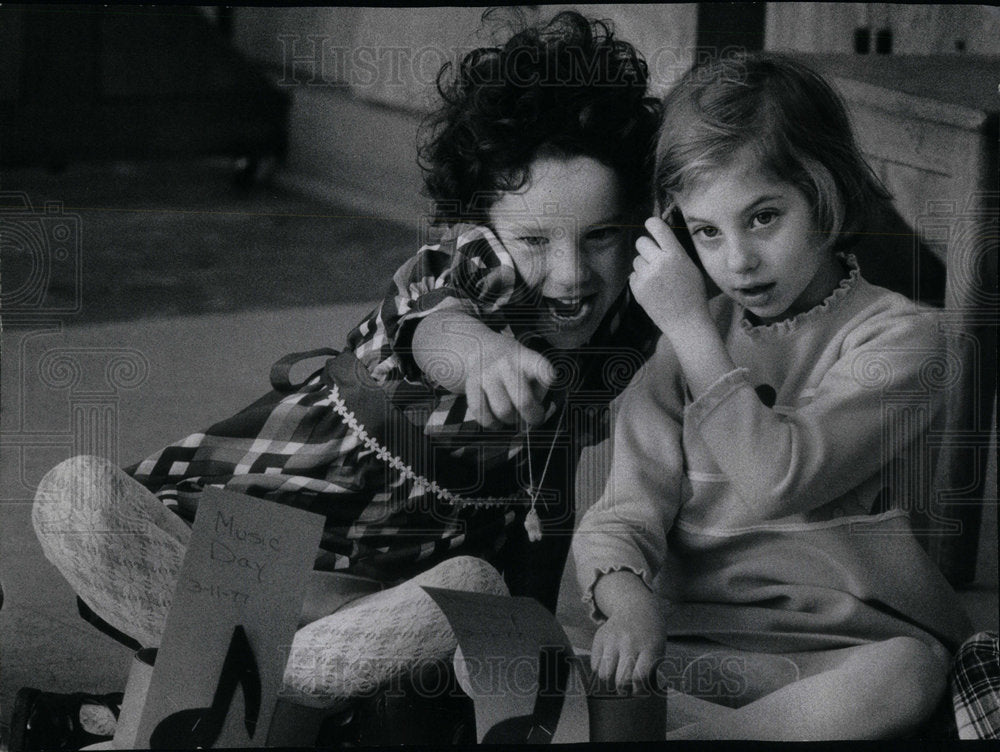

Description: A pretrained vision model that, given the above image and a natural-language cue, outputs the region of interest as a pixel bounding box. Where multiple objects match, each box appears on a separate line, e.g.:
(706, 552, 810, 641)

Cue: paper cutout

(110, 648, 157, 749)
(422, 587, 590, 744)
(135, 488, 324, 748)
(480, 643, 570, 744)
(149, 625, 261, 748)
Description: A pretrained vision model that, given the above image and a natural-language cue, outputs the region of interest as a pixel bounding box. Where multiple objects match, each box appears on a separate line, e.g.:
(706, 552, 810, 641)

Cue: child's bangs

(656, 82, 766, 204)
(655, 124, 746, 208)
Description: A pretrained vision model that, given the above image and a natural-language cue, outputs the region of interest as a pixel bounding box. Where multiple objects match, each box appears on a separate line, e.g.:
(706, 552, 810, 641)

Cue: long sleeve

(346, 224, 519, 383)
(686, 303, 946, 519)
(572, 339, 687, 621)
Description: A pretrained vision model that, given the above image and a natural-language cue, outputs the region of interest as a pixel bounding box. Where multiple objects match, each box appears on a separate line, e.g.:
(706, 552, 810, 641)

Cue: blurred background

(1, 3, 997, 745)
(1, 3, 998, 320)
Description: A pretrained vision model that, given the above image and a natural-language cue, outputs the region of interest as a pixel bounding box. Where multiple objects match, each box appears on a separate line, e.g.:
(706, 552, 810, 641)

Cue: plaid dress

(952, 631, 1000, 739)
(128, 225, 657, 594)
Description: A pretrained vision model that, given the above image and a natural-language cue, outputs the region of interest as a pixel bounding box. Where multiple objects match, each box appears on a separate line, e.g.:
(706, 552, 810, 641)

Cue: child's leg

(32, 455, 190, 648)
(32, 458, 509, 706)
(664, 637, 949, 740)
(657, 639, 802, 708)
(283, 555, 508, 706)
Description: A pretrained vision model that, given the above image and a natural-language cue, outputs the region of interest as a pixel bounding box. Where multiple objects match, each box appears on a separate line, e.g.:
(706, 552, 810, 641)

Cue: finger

(628, 272, 644, 297)
(528, 373, 550, 413)
(615, 651, 637, 693)
(596, 640, 620, 683)
(644, 216, 684, 255)
(631, 252, 651, 272)
(526, 352, 557, 391)
(483, 379, 518, 426)
(634, 235, 664, 260)
(466, 384, 501, 429)
(629, 267, 654, 289)
(590, 631, 607, 674)
(520, 353, 556, 427)
(510, 377, 546, 428)
(634, 650, 658, 693)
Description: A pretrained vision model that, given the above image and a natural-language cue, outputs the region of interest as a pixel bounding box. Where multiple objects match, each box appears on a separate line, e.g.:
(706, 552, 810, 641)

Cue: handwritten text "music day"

(210, 510, 283, 583)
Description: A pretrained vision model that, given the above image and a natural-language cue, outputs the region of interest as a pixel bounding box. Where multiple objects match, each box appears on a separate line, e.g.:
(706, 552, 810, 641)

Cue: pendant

(524, 507, 542, 543)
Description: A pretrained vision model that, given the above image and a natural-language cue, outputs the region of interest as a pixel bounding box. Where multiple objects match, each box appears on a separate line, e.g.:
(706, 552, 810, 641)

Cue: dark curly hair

(418, 10, 661, 225)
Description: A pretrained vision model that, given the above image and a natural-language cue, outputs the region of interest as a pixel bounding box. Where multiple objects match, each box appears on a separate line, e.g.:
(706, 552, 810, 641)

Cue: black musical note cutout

(482, 644, 571, 744)
(150, 624, 261, 748)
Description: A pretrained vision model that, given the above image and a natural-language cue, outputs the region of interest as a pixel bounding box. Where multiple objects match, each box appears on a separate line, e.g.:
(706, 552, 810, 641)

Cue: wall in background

(231, 7, 498, 225)
(229, 3, 998, 227)
(229, 5, 698, 227)
(233, 6, 698, 110)
(766, 3, 1000, 54)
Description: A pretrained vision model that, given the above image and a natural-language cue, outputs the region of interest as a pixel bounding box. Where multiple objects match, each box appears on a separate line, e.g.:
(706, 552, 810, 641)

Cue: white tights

(32, 455, 508, 706)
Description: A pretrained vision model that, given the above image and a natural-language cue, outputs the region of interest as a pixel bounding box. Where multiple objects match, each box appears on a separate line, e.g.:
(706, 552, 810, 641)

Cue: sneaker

(8, 688, 123, 752)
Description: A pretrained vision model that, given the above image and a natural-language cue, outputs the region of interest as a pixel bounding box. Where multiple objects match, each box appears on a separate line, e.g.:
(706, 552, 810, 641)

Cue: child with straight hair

(573, 52, 972, 739)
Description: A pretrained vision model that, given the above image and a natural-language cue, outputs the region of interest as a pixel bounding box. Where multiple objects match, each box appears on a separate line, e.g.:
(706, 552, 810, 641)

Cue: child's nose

(547, 236, 589, 289)
(726, 242, 760, 274)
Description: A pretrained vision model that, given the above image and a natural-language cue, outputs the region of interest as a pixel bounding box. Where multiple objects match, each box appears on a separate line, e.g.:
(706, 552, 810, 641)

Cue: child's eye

(586, 225, 622, 243)
(518, 236, 549, 247)
(751, 211, 778, 228)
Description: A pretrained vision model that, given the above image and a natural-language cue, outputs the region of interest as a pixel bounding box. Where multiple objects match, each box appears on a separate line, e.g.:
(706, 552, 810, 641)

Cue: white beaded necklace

(328, 379, 569, 537)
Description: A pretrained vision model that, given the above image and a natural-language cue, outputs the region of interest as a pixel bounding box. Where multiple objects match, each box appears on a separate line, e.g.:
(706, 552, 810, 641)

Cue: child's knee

(879, 636, 949, 729)
(32, 454, 160, 539)
(36, 454, 108, 495)
(33, 455, 113, 531)
(411, 556, 508, 596)
(35, 454, 120, 502)
(884, 635, 949, 680)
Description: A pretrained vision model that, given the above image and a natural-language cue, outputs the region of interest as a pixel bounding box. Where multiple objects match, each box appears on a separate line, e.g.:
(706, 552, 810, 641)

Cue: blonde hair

(655, 52, 890, 250)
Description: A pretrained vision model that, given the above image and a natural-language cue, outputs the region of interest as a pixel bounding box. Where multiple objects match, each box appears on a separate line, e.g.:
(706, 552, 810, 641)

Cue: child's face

(675, 150, 843, 325)
(489, 155, 632, 349)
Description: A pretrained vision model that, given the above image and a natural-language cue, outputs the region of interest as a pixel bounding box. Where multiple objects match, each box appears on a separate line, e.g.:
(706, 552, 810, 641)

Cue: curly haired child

(32, 10, 661, 713)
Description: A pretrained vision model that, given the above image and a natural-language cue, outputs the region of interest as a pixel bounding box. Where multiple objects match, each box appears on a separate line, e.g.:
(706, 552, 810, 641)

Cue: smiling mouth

(543, 294, 596, 324)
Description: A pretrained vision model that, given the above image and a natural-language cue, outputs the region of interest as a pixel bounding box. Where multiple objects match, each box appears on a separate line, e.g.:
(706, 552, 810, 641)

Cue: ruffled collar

(740, 254, 862, 336)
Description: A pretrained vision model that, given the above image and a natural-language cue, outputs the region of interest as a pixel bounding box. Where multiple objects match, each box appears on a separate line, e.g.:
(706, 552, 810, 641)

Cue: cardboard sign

(135, 488, 323, 748)
(422, 587, 590, 744)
